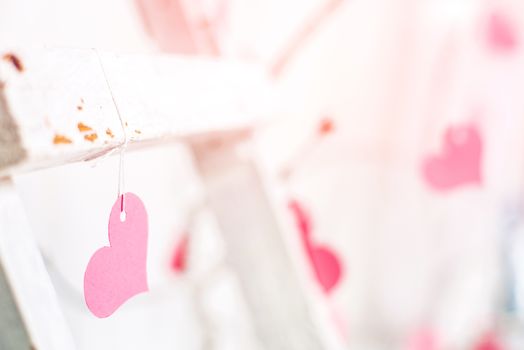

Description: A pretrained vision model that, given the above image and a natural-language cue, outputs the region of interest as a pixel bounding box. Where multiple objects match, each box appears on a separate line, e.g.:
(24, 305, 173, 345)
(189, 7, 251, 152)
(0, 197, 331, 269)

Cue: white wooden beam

(0, 48, 269, 175)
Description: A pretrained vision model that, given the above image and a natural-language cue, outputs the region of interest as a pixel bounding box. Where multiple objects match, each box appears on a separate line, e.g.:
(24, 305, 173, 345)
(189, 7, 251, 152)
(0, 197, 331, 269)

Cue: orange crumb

(77, 122, 92, 132)
(84, 133, 98, 142)
(53, 134, 72, 144)
(106, 128, 114, 138)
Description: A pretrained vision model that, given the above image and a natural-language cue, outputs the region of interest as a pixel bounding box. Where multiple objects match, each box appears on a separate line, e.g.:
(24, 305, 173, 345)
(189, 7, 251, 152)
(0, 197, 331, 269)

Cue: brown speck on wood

(77, 105, 83, 111)
(134, 129, 141, 134)
(106, 128, 114, 138)
(125, 121, 128, 127)
(77, 122, 92, 132)
(2, 53, 24, 72)
(84, 133, 98, 142)
(53, 134, 72, 144)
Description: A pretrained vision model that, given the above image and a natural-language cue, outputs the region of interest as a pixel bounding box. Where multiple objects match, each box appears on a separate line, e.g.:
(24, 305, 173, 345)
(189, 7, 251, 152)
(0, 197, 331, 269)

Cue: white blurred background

(2, 0, 524, 349)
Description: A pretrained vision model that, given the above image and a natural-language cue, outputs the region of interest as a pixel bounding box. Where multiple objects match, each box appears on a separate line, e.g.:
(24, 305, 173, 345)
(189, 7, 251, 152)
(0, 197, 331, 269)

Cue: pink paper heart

(288, 200, 342, 294)
(84, 193, 149, 318)
(422, 124, 482, 191)
(488, 12, 518, 52)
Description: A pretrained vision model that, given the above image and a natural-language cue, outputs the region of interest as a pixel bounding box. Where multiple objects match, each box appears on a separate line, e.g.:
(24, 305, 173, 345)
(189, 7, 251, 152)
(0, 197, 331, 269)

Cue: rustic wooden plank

(0, 179, 76, 349)
(0, 48, 268, 175)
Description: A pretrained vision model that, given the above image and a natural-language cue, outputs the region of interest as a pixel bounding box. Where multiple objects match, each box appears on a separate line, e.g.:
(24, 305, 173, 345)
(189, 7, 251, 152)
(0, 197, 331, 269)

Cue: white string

(93, 49, 129, 216)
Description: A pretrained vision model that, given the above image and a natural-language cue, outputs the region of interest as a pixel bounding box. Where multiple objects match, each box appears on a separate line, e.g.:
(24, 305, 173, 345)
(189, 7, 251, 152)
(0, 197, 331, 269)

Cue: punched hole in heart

(119, 194, 126, 222)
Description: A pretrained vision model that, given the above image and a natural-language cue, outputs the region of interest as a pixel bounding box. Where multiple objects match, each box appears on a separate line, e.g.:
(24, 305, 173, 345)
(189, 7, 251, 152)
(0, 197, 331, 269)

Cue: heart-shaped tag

(422, 124, 482, 191)
(84, 193, 149, 318)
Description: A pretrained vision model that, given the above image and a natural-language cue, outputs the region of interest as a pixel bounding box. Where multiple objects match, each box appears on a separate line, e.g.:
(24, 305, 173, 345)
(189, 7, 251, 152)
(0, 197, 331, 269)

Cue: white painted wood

(190, 136, 325, 350)
(0, 179, 76, 350)
(0, 47, 269, 175)
(0, 258, 32, 349)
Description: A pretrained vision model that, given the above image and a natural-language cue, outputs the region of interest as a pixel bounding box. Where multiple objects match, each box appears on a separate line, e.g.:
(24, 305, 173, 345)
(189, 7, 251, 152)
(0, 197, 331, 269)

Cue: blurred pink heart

(405, 327, 437, 350)
(84, 193, 149, 318)
(289, 200, 342, 293)
(422, 124, 482, 191)
(488, 12, 518, 52)
(474, 331, 502, 350)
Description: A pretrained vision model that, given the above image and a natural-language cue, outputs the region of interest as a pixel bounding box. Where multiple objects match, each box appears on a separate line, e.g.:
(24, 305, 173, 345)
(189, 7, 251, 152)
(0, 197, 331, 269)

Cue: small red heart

(288, 200, 342, 294)
(422, 124, 482, 191)
(84, 193, 149, 318)
(171, 233, 189, 273)
(487, 12, 518, 52)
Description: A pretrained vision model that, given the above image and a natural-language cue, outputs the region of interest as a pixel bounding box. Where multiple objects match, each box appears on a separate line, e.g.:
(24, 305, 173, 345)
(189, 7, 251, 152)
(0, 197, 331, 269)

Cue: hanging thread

(94, 49, 129, 217)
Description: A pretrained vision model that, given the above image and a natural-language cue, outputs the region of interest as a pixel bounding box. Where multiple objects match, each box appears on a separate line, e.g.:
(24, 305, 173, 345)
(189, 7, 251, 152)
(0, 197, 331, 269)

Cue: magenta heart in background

(422, 124, 482, 192)
(288, 200, 342, 294)
(487, 12, 518, 52)
(84, 193, 149, 318)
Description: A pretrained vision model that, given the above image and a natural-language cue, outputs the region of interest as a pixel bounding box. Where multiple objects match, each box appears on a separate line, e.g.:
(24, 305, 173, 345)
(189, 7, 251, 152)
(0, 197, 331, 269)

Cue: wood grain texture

(0, 48, 269, 175)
